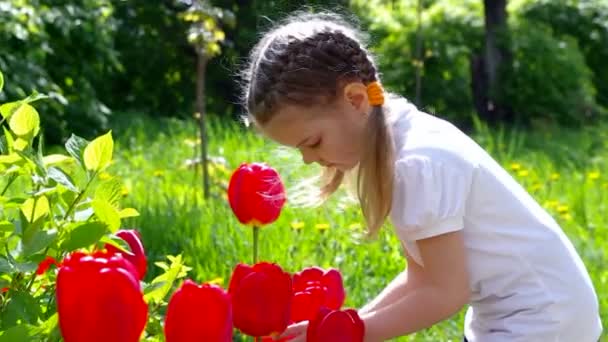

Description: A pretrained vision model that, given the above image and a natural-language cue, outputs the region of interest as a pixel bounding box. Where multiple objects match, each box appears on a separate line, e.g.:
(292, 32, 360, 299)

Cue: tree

(471, 0, 511, 123)
(180, 1, 234, 199)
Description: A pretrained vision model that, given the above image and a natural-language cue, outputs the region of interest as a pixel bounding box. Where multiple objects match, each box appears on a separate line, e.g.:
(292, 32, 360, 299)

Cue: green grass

(108, 112, 607, 341)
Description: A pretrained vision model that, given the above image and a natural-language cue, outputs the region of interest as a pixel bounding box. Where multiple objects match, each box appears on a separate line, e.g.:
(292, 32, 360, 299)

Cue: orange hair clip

(367, 81, 385, 106)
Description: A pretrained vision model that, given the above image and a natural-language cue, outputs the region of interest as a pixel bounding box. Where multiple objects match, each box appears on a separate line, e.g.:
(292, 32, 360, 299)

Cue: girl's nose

(300, 149, 317, 165)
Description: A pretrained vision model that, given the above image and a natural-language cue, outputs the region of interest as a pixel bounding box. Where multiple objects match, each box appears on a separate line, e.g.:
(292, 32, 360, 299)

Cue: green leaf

(0, 291, 41, 329)
(22, 228, 57, 257)
(95, 177, 123, 208)
(0, 221, 14, 232)
(0, 257, 13, 273)
(84, 131, 113, 172)
(43, 154, 73, 167)
(92, 199, 121, 232)
(99, 234, 130, 252)
(64, 134, 89, 169)
(30, 313, 59, 338)
(0, 324, 33, 342)
(119, 208, 140, 219)
(144, 255, 190, 304)
(7, 102, 40, 137)
(47, 167, 78, 192)
(0, 69, 4, 93)
(61, 222, 107, 252)
(2, 126, 14, 151)
(20, 196, 50, 223)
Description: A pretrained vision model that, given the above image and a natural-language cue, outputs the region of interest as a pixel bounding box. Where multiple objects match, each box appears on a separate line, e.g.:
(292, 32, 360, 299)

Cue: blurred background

(1, 0, 606, 144)
(1, 2, 607, 340)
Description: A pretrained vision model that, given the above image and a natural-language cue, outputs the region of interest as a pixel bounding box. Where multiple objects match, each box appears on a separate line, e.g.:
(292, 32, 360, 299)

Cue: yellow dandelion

(544, 200, 559, 209)
(556, 205, 569, 214)
(560, 213, 573, 221)
(291, 221, 305, 231)
(531, 183, 542, 191)
(183, 138, 201, 147)
(153, 170, 164, 177)
(550, 173, 560, 181)
(121, 186, 130, 197)
(518, 170, 529, 177)
(510, 163, 522, 171)
(207, 277, 224, 286)
(99, 172, 111, 180)
(315, 223, 330, 232)
(587, 171, 600, 180)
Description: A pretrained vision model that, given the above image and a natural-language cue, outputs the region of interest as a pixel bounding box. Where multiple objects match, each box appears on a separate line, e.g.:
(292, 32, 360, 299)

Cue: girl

(240, 11, 603, 342)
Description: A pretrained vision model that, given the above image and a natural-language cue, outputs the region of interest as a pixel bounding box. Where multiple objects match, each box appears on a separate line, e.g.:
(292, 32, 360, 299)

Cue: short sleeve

(390, 149, 474, 241)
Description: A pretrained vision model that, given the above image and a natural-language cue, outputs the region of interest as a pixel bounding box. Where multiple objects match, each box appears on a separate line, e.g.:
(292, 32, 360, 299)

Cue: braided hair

(240, 12, 394, 237)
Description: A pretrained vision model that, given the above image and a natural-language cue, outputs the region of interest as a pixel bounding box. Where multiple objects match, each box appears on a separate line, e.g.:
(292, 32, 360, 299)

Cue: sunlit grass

(107, 112, 607, 341)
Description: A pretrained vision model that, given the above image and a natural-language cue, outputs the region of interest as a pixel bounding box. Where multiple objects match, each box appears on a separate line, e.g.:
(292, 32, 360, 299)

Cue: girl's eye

(309, 138, 322, 149)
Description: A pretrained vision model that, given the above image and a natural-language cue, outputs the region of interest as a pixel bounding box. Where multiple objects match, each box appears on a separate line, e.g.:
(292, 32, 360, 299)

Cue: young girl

(240, 11, 603, 342)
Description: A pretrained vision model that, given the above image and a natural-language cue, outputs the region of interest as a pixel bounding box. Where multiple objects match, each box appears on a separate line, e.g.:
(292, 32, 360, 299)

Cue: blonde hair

(240, 11, 394, 237)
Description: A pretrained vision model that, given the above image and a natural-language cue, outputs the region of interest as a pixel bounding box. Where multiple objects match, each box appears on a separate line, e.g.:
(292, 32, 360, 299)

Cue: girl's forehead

(261, 105, 325, 146)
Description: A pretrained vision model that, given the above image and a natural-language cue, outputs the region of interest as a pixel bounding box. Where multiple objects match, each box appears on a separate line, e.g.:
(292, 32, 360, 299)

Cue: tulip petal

(165, 280, 232, 342)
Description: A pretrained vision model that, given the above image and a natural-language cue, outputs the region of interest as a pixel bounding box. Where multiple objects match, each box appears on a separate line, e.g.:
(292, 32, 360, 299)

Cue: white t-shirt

(387, 99, 602, 341)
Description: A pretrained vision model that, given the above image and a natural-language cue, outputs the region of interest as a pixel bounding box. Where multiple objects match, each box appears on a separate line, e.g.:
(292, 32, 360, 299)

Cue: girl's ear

(343, 82, 369, 112)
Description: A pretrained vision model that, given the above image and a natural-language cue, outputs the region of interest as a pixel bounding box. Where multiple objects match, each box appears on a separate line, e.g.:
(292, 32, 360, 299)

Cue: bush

(501, 21, 601, 126)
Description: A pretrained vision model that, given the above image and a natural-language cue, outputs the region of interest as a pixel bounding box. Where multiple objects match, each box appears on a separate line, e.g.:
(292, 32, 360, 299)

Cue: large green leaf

(47, 166, 78, 193)
(92, 199, 121, 232)
(20, 196, 50, 223)
(22, 228, 57, 257)
(95, 177, 123, 208)
(84, 131, 113, 172)
(61, 222, 107, 252)
(144, 255, 190, 304)
(0, 325, 33, 342)
(64, 134, 89, 169)
(5, 102, 40, 137)
(0, 291, 41, 329)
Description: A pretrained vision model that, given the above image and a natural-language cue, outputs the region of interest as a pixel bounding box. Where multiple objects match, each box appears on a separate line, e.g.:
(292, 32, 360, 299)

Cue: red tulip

(227, 162, 286, 226)
(292, 267, 345, 322)
(36, 256, 58, 276)
(307, 307, 365, 342)
(105, 229, 147, 280)
(164, 279, 232, 342)
(228, 262, 292, 337)
(56, 251, 148, 342)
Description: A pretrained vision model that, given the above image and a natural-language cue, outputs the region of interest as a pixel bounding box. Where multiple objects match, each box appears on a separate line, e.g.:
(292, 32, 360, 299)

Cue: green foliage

(511, 0, 608, 109)
(0, 70, 190, 340)
(351, 0, 484, 122)
(501, 21, 600, 126)
(0, 0, 119, 143)
(352, 0, 606, 126)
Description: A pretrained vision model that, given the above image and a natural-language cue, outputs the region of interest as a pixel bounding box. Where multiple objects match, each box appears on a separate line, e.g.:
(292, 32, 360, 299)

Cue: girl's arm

(359, 250, 426, 315)
(361, 230, 470, 341)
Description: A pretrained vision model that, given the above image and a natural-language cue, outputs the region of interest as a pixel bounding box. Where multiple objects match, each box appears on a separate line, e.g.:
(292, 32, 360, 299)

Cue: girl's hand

(275, 321, 308, 341)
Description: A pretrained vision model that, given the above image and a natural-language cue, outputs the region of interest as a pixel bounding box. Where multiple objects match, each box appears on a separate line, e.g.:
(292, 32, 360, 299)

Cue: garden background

(0, 0, 607, 340)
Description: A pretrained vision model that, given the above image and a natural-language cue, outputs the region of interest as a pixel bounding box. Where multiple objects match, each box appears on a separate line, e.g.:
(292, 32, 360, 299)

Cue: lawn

(108, 112, 607, 341)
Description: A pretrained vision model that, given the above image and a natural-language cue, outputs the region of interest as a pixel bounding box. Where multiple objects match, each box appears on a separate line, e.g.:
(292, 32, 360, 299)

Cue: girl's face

(261, 83, 370, 172)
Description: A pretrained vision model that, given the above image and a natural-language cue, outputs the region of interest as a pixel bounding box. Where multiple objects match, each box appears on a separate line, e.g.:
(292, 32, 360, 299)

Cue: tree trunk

(473, 0, 510, 123)
(196, 52, 210, 199)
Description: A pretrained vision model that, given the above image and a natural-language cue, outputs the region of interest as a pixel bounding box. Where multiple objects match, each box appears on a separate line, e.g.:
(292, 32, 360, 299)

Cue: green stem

(0, 174, 17, 196)
(253, 226, 259, 264)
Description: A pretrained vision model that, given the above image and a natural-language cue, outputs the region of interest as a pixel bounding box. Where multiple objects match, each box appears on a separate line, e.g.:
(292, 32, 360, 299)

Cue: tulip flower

(164, 279, 233, 342)
(56, 251, 148, 342)
(228, 262, 292, 337)
(291, 267, 345, 323)
(36, 256, 58, 276)
(307, 307, 365, 342)
(105, 229, 147, 280)
(228, 162, 286, 263)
